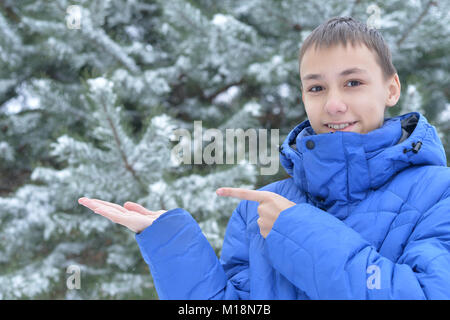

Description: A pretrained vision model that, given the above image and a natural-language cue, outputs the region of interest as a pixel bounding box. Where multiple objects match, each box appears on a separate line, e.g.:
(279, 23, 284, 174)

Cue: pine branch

(0, 2, 20, 23)
(203, 79, 244, 102)
(99, 101, 147, 194)
(171, 3, 209, 37)
(397, 0, 437, 48)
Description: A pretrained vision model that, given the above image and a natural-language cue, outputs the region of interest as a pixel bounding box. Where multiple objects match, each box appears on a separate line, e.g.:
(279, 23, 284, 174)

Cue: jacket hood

(279, 111, 447, 218)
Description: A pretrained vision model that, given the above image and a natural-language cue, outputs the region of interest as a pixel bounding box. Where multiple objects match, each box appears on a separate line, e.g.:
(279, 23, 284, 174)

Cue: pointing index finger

(216, 187, 266, 202)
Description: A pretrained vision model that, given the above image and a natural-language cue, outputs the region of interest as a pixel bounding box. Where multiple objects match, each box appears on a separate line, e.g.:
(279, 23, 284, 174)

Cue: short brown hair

(299, 16, 397, 86)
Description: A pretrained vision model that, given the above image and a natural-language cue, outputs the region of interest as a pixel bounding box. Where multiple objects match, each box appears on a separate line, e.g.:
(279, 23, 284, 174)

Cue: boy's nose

(324, 97, 348, 114)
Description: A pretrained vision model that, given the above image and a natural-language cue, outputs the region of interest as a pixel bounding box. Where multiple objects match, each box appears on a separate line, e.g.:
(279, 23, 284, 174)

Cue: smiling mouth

(324, 121, 358, 132)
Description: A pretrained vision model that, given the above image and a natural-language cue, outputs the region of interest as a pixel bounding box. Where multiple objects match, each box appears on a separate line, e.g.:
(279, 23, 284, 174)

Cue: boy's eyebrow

(302, 67, 368, 81)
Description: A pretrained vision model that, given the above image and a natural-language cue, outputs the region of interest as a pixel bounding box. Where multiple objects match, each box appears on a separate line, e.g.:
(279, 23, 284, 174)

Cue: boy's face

(300, 43, 401, 134)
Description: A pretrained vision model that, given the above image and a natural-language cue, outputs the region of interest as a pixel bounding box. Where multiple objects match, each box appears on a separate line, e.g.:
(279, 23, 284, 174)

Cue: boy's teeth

(328, 122, 351, 129)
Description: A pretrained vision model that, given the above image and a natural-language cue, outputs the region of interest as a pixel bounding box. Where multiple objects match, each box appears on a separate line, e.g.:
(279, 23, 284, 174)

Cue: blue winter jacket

(135, 111, 450, 299)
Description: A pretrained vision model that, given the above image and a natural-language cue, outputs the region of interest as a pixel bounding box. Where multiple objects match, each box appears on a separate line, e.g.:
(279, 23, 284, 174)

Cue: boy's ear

(385, 73, 401, 108)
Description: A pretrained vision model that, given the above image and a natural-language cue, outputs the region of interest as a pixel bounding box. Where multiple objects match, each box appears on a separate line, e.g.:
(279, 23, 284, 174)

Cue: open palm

(78, 197, 166, 233)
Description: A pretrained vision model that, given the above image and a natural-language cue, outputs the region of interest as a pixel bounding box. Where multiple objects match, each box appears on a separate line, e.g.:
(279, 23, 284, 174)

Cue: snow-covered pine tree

(0, 0, 260, 298)
(0, 76, 257, 299)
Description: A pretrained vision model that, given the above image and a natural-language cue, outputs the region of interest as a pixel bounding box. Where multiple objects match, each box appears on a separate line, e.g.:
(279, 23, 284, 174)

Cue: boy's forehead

(300, 43, 379, 78)
(301, 67, 369, 82)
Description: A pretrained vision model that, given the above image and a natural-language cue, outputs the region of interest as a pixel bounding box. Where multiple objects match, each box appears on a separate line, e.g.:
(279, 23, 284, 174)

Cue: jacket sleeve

(263, 195, 450, 299)
(135, 203, 250, 299)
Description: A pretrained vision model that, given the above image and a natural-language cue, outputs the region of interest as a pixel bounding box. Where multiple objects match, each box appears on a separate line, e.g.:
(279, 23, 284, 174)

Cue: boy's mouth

(324, 121, 358, 132)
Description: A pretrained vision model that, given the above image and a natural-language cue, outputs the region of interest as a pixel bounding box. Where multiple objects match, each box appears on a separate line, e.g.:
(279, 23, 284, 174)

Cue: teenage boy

(79, 17, 449, 299)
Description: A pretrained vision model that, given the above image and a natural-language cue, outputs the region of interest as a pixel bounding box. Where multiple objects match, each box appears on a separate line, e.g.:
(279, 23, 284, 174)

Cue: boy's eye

(308, 86, 323, 93)
(346, 80, 362, 87)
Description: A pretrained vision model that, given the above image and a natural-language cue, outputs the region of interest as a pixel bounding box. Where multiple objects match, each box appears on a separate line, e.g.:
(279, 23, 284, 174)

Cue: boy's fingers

(79, 198, 163, 217)
(123, 201, 159, 215)
(78, 197, 127, 213)
(93, 204, 128, 224)
(78, 197, 98, 210)
(90, 198, 128, 213)
(216, 187, 266, 202)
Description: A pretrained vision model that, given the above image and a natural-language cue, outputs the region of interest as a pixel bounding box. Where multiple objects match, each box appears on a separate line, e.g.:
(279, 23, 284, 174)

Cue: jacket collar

(279, 112, 447, 218)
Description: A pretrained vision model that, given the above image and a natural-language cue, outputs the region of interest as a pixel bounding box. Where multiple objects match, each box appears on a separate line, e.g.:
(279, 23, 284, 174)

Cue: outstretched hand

(216, 187, 296, 238)
(79, 187, 295, 237)
(78, 197, 167, 233)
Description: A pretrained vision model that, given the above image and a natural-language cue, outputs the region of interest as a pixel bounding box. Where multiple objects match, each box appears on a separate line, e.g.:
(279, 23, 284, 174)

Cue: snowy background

(0, 0, 449, 299)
